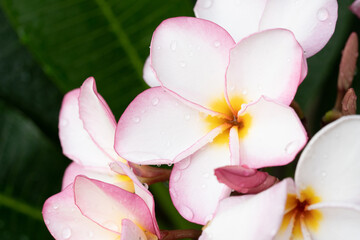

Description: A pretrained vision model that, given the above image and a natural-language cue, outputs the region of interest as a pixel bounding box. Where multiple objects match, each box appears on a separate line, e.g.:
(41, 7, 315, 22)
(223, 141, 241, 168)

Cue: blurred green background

(0, 0, 358, 239)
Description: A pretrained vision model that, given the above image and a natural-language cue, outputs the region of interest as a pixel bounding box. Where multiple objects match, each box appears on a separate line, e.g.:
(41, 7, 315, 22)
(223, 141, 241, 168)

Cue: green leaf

(0, 0, 195, 117)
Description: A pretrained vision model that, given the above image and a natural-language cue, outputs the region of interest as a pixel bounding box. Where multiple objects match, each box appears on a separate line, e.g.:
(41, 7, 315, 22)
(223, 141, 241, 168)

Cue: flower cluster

(43, 1, 360, 240)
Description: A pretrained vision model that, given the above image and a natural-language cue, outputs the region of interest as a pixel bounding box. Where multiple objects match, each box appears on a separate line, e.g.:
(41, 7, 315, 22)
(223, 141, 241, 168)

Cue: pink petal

(295, 116, 360, 204)
(143, 56, 160, 87)
(194, 0, 267, 43)
(110, 162, 160, 238)
(115, 87, 229, 165)
(74, 176, 157, 236)
(351, 0, 360, 18)
(120, 219, 148, 240)
(42, 184, 119, 240)
(150, 17, 235, 114)
(200, 179, 291, 240)
(260, 0, 338, 58)
(169, 143, 232, 225)
(226, 29, 306, 107)
(239, 98, 307, 169)
(79, 77, 118, 160)
(59, 89, 113, 167)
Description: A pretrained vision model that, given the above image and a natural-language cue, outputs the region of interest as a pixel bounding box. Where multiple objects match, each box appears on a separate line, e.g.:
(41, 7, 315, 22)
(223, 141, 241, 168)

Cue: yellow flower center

(279, 187, 322, 239)
(205, 96, 252, 145)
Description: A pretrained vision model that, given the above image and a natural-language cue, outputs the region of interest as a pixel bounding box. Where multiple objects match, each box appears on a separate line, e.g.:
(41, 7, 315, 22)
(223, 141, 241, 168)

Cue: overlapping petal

(150, 17, 235, 114)
(120, 219, 148, 240)
(115, 87, 229, 165)
(226, 29, 306, 107)
(170, 143, 232, 225)
(143, 56, 160, 87)
(295, 116, 360, 204)
(238, 98, 307, 168)
(351, 0, 360, 18)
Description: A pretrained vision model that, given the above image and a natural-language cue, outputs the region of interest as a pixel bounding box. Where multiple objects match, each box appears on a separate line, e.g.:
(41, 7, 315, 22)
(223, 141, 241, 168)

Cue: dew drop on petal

(44, 219, 50, 225)
(242, 89, 247, 95)
(62, 228, 71, 239)
(88, 231, 94, 238)
(59, 119, 68, 127)
(284, 141, 299, 155)
(317, 8, 329, 21)
(201, 0, 213, 9)
(151, 98, 159, 106)
(184, 114, 191, 120)
(179, 61, 187, 68)
(213, 41, 221, 48)
(167, 162, 173, 167)
(321, 171, 327, 177)
(53, 204, 59, 210)
(170, 41, 177, 51)
(172, 171, 181, 182)
(177, 158, 191, 170)
(132, 116, 141, 123)
(202, 173, 210, 178)
(201, 184, 206, 189)
(181, 206, 194, 220)
(157, 164, 161, 167)
(143, 183, 149, 189)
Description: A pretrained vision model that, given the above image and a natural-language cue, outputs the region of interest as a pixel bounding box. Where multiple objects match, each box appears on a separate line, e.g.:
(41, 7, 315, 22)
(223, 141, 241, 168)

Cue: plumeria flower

(115, 17, 307, 224)
(351, 0, 360, 18)
(59, 77, 135, 191)
(194, 0, 338, 58)
(43, 163, 160, 240)
(201, 115, 360, 240)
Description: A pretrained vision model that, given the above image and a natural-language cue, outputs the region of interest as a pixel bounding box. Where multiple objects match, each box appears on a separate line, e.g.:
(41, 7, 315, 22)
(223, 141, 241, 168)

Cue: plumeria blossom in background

(194, 0, 338, 58)
(43, 163, 160, 240)
(351, 0, 360, 18)
(59, 77, 134, 190)
(201, 116, 360, 240)
(115, 17, 307, 224)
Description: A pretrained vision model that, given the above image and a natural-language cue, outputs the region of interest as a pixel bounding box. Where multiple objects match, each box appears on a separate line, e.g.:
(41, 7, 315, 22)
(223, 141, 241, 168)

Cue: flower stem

(160, 229, 202, 240)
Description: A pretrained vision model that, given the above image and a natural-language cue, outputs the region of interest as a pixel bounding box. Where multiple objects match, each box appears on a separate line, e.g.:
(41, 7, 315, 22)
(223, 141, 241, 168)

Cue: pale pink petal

(120, 219, 148, 240)
(260, 0, 338, 57)
(59, 89, 113, 167)
(150, 17, 235, 113)
(42, 184, 119, 240)
(295, 116, 360, 204)
(351, 0, 360, 18)
(200, 179, 290, 240)
(143, 56, 160, 87)
(79, 77, 118, 160)
(110, 162, 160, 237)
(194, 0, 267, 43)
(115, 87, 229, 165)
(274, 214, 296, 240)
(239, 98, 307, 169)
(74, 176, 157, 235)
(307, 206, 360, 239)
(169, 143, 232, 225)
(226, 29, 306, 107)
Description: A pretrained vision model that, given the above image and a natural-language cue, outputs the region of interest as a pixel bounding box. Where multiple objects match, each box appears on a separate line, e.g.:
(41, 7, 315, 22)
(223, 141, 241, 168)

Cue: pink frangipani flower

(194, 0, 338, 58)
(43, 163, 160, 240)
(59, 77, 133, 190)
(115, 17, 307, 224)
(351, 0, 360, 18)
(200, 116, 360, 240)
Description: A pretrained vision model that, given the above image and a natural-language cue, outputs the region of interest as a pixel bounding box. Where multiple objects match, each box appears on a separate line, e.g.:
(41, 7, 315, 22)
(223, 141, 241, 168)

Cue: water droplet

(59, 119, 68, 127)
(156, 46, 161, 50)
(88, 231, 94, 238)
(229, 85, 235, 91)
(167, 162, 173, 167)
(172, 171, 181, 182)
(62, 228, 71, 239)
(177, 157, 191, 170)
(184, 114, 191, 120)
(321, 171, 327, 177)
(166, 141, 171, 147)
(317, 8, 329, 21)
(151, 98, 159, 106)
(257, 84, 263, 91)
(179, 61, 187, 68)
(104, 221, 119, 232)
(44, 219, 50, 225)
(143, 183, 149, 189)
(285, 141, 299, 155)
(242, 89, 248, 95)
(201, 0, 213, 9)
(170, 41, 177, 51)
(132, 116, 141, 123)
(157, 164, 161, 167)
(202, 173, 210, 178)
(189, 51, 194, 57)
(201, 184, 206, 189)
(181, 206, 194, 220)
(213, 41, 221, 48)
(53, 204, 59, 210)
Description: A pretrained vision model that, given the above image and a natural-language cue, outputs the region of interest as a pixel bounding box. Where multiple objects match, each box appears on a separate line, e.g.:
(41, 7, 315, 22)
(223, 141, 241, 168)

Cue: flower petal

(150, 17, 235, 113)
(226, 29, 306, 107)
(42, 184, 119, 240)
(143, 56, 160, 87)
(307, 206, 360, 239)
(295, 116, 360, 204)
(115, 87, 229, 165)
(351, 0, 360, 18)
(79, 77, 118, 160)
(259, 0, 338, 57)
(59, 89, 113, 167)
(239, 98, 307, 169)
(200, 179, 290, 240)
(120, 219, 148, 240)
(170, 143, 232, 225)
(74, 176, 156, 235)
(194, 0, 267, 43)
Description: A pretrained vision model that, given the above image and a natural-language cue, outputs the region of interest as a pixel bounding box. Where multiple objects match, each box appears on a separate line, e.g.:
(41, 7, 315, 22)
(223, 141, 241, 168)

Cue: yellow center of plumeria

(205, 96, 252, 145)
(279, 186, 323, 239)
